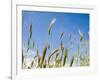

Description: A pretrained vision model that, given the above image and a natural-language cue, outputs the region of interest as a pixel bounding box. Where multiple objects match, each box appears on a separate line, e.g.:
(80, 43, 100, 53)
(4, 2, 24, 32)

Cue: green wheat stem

(40, 46, 47, 68)
(70, 56, 74, 67)
(62, 48, 68, 66)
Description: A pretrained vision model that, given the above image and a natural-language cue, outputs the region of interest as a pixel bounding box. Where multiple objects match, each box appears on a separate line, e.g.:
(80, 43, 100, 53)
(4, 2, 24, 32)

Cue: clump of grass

(80, 54, 89, 66)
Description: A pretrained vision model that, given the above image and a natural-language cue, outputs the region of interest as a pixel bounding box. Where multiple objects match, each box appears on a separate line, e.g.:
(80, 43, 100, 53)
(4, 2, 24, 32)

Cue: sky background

(22, 11, 89, 62)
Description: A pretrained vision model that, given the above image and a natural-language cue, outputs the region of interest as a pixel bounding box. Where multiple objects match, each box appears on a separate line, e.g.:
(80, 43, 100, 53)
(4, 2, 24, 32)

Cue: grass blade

(22, 50, 24, 68)
(62, 48, 68, 66)
(60, 32, 64, 39)
(70, 56, 74, 67)
(48, 48, 59, 66)
(29, 23, 32, 39)
(78, 29, 83, 42)
(40, 46, 47, 68)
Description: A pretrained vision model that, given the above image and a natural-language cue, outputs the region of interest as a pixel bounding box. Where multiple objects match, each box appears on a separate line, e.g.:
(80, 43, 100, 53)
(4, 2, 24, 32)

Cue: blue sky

(22, 11, 89, 60)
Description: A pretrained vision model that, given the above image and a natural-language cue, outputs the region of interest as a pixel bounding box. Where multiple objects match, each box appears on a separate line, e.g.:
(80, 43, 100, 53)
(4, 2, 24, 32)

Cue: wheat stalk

(48, 18, 56, 35)
(70, 56, 74, 67)
(60, 32, 64, 39)
(40, 46, 47, 68)
(78, 29, 83, 42)
(29, 23, 32, 39)
(62, 48, 68, 66)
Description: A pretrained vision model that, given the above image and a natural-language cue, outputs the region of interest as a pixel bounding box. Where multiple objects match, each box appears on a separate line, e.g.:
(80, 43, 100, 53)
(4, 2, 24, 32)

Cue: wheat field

(22, 11, 89, 69)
